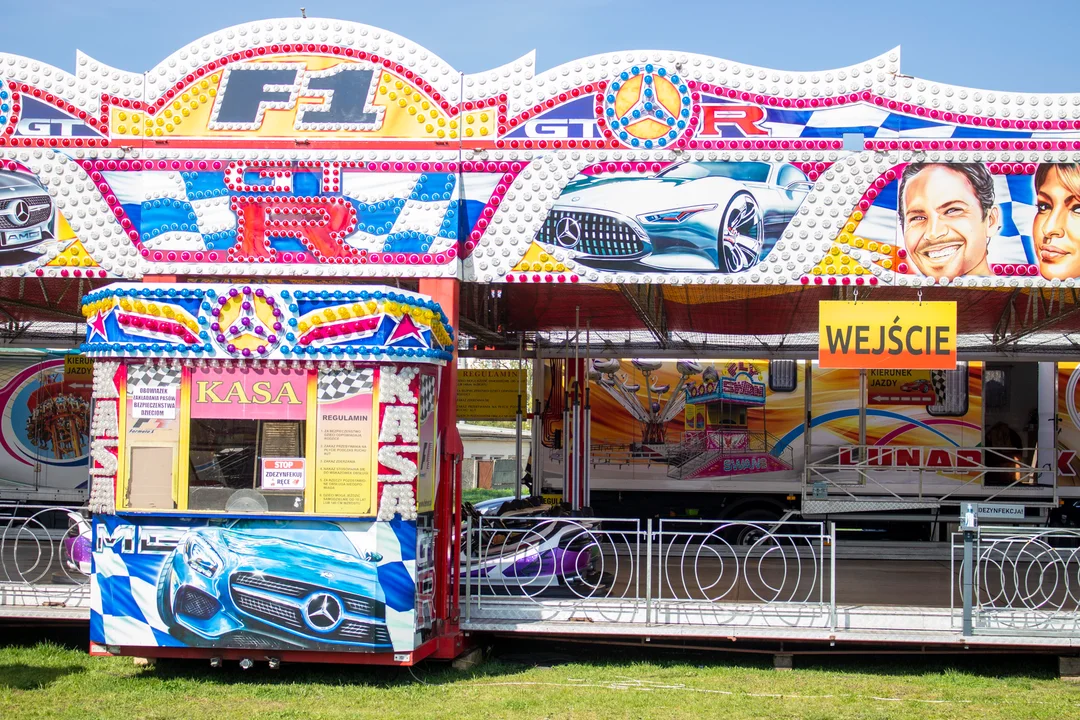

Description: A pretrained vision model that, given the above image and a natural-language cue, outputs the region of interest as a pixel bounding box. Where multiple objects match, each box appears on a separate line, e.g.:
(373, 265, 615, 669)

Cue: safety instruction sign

(867, 369, 936, 405)
(457, 369, 526, 420)
(130, 386, 178, 419)
(260, 458, 306, 490)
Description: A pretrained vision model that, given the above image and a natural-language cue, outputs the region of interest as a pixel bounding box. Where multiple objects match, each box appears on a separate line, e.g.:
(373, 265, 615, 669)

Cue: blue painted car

(157, 519, 392, 651)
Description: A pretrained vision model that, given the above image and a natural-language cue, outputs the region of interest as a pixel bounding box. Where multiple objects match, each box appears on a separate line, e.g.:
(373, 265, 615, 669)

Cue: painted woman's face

(1034, 167, 1080, 280)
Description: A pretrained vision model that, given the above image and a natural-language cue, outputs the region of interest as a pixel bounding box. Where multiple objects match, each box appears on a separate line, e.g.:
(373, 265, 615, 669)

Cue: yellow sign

(63, 354, 93, 379)
(314, 374, 376, 515)
(457, 369, 526, 420)
(819, 301, 957, 370)
(867, 369, 936, 405)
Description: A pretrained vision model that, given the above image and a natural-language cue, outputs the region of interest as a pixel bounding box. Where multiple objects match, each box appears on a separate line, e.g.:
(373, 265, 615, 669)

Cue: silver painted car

(536, 161, 811, 273)
(0, 172, 54, 253)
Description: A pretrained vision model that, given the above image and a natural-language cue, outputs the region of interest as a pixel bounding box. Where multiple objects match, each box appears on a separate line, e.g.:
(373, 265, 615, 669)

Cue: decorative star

(88, 311, 110, 342)
(387, 313, 427, 346)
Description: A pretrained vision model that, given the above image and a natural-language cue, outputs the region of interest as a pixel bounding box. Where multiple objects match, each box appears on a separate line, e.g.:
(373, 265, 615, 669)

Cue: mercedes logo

(11, 200, 30, 227)
(554, 216, 582, 247)
(303, 592, 343, 632)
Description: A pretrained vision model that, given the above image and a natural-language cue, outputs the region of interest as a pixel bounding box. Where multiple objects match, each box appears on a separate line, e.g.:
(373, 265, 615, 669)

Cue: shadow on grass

(0, 664, 86, 690)
(134, 637, 1064, 688)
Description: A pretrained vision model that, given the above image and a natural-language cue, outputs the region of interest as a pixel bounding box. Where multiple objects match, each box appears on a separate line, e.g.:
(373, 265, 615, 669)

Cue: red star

(387, 313, 426, 346)
(88, 311, 109, 342)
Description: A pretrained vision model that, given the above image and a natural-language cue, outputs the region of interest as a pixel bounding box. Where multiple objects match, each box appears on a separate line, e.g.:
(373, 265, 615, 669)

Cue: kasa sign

(818, 301, 957, 370)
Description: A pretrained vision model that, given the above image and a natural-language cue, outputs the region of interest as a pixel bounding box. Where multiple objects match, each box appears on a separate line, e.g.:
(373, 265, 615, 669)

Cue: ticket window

(186, 367, 312, 513)
(187, 418, 307, 512)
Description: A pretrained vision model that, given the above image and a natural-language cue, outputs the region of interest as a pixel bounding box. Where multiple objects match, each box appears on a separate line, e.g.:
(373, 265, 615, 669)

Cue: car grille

(176, 586, 220, 620)
(0, 195, 51, 230)
(332, 620, 392, 645)
(227, 632, 281, 649)
(232, 572, 385, 619)
(537, 210, 646, 257)
(232, 588, 305, 630)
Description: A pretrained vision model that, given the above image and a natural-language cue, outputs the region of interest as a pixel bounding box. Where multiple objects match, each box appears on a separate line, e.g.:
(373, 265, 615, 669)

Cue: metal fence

(952, 526, 1080, 636)
(462, 514, 836, 629)
(0, 504, 91, 610)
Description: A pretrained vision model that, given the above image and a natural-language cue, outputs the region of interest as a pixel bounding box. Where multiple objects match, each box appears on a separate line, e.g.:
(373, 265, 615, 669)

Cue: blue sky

(5, 0, 1078, 93)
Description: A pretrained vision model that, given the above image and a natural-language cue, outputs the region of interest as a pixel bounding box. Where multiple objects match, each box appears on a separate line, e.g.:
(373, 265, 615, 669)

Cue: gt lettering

(700, 104, 768, 136)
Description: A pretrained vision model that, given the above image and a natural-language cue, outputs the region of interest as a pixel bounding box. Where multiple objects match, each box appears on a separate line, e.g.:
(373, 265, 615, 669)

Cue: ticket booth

(82, 282, 454, 664)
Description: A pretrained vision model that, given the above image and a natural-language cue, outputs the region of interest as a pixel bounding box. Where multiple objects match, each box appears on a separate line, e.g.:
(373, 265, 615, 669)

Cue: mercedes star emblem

(554, 216, 582, 247)
(11, 200, 30, 227)
(303, 592, 343, 631)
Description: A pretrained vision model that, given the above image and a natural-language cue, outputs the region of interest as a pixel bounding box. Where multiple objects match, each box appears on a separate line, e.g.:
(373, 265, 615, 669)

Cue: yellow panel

(177, 368, 191, 511)
(614, 75, 642, 119)
(116, 376, 127, 509)
(654, 75, 682, 117)
(304, 371, 318, 512)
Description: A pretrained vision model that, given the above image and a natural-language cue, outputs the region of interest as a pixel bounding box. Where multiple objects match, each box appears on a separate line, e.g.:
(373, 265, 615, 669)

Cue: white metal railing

(952, 526, 1080, 635)
(804, 445, 1056, 506)
(0, 504, 91, 609)
(461, 514, 836, 628)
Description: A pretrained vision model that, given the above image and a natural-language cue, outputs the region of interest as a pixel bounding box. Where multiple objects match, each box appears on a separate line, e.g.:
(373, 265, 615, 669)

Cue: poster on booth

(315, 367, 376, 515)
(91, 514, 421, 654)
(125, 365, 182, 444)
(260, 458, 306, 490)
(0, 357, 91, 495)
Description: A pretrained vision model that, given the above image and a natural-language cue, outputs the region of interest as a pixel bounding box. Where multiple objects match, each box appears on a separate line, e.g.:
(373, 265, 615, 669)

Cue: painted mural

(540, 359, 999, 491)
(0, 356, 91, 498)
(91, 514, 429, 653)
(0, 20, 1077, 286)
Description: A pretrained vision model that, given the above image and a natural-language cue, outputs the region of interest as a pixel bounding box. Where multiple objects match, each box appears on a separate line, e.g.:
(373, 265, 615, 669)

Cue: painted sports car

(157, 519, 394, 651)
(901, 380, 932, 393)
(461, 502, 604, 596)
(536, 161, 812, 273)
(0, 172, 54, 253)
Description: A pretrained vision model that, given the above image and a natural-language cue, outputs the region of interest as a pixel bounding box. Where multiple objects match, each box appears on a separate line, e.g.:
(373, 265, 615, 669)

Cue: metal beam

(617, 284, 668, 348)
(992, 287, 1080, 348)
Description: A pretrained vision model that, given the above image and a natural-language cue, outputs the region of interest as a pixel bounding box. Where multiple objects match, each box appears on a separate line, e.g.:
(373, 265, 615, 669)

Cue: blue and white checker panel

(91, 514, 421, 654)
(99, 169, 503, 256)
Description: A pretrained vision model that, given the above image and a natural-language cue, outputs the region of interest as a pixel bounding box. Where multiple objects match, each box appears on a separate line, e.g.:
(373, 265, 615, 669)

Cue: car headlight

(638, 204, 717, 224)
(183, 536, 223, 579)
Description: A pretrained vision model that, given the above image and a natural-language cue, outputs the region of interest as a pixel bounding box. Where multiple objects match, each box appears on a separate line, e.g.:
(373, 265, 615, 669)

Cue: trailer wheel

(729, 510, 782, 546)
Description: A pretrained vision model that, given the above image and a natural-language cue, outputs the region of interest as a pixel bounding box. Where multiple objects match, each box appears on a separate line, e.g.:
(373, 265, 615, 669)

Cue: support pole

(514, 334, 523, 500)
(418, 278, 463, 658)
(961, 502, 977, 637)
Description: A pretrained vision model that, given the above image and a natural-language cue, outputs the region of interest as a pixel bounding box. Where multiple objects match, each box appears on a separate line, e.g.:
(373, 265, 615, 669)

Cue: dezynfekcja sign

(818, 301, 957, 370)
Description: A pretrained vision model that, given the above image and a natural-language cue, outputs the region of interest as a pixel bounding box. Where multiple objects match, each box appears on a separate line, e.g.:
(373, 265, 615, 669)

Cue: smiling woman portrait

(1033, 163, 1080, 280)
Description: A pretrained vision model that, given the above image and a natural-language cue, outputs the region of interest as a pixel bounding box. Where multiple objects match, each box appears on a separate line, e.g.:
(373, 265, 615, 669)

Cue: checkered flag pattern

(126, 365, 180, 390)
(318, 367, 375, 402)
(931, 371, 948, 404)
(101, 170, 503, 256)
(419, 375, 435, 425)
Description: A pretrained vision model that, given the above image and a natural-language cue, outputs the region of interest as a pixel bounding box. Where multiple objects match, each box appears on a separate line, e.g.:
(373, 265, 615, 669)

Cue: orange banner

(818, 301, 957, 370)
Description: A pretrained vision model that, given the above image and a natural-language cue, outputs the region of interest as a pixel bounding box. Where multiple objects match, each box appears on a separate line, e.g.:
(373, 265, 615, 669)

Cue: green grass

(1, 637, 1079, 719)
(462, 488, 514, 503)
